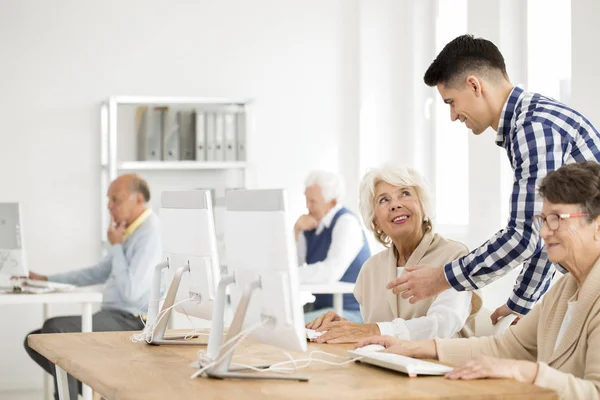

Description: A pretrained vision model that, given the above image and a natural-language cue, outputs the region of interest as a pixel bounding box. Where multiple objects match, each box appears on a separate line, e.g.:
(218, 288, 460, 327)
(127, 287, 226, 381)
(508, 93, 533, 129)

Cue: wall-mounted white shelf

(117, 161, 247, 171)
(99, 96, 253, 257)
(111, 96, 252, 106)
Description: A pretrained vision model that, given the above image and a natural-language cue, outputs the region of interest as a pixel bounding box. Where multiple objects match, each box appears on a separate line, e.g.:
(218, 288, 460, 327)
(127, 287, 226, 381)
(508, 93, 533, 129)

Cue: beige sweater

(354, 231, 482, 338)
(436, 257, 600, 400)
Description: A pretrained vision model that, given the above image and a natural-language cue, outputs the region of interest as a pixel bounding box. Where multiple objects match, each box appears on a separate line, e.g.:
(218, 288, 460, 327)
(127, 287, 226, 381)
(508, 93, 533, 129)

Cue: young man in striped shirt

(388, 34, 600, 323)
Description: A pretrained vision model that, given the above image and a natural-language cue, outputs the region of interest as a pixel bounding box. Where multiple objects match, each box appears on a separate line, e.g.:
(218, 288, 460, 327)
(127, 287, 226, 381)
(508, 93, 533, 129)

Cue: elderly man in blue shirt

(295, 170, 371, 323)
(24, 173, 162, 400)
(388, 34, 600, 324)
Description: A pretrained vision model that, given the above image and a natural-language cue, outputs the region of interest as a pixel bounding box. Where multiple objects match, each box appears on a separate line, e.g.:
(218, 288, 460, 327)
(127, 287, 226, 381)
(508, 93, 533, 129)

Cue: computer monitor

(145, 190, 221, 345)
(201, 189, 307, 381)
(0, 203, 27, 278)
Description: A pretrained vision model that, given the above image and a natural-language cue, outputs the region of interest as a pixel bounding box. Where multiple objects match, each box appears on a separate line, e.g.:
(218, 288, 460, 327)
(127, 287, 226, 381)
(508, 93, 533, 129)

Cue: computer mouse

(354, 344, 386, 354)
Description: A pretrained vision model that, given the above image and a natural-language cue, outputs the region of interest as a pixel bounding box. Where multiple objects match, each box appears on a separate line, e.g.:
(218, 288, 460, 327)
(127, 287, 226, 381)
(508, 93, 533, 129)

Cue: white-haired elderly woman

(356, 161, 600, 400)
(295, 170, 371, 323)
(307, 164, 481, 343)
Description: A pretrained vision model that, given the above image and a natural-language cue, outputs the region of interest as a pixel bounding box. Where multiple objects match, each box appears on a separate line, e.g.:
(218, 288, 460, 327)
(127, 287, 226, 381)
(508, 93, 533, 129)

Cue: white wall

(572, 0, 600, 127)
(0, 0, 356, 390)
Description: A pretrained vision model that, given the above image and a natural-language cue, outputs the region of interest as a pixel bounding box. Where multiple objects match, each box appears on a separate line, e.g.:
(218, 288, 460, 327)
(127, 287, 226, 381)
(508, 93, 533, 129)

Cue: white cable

(145, 297, 193, 342)
(135, 291, 168, 330)
(190, 319, 271, 379)
(183, 329, 210, 340)
(181, 303, 211, 340)
(230, 350, 361, 374)
(193, 320, 267, 378)
(129, 297, 194, 343)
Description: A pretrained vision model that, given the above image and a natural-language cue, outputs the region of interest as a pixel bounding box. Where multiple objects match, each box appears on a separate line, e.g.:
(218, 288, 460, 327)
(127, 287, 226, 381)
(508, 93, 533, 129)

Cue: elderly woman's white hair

(359, 164, 434, 246)
(305, 170, 345, 203)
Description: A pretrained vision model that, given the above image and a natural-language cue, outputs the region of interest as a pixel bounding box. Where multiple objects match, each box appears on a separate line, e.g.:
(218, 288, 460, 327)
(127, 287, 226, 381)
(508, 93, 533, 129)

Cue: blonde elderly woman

(356, 161, 600, 400)
(307, 164, 482, 343)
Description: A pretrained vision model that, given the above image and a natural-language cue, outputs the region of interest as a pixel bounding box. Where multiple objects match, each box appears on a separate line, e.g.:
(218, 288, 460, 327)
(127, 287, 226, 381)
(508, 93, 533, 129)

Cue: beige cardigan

(354, 231, 482, 338)
(436, 257, 600, 400)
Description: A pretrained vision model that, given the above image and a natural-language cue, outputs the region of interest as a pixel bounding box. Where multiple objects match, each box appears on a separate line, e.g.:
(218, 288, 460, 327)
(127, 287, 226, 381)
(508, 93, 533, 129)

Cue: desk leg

(333, 293, 343, 316)
(82, 302, 93, 400)
(82, 302, 92, 332)
(56, 365, 71, 400)
(43, 304, 53, 400)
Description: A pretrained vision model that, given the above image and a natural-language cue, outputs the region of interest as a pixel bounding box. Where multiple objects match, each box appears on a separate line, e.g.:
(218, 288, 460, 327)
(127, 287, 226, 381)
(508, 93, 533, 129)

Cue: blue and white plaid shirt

(444, 86, 600, 315)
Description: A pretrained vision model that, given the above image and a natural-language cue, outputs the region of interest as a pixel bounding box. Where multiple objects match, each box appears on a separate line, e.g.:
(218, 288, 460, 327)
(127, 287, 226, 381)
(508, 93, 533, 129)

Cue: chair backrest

(473, 307, 518, 337)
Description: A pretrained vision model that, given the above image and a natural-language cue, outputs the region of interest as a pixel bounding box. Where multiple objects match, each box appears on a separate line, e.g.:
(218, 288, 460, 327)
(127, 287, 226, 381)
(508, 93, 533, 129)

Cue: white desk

(300, 281, 355, 315)
(0, 290, 103, 400)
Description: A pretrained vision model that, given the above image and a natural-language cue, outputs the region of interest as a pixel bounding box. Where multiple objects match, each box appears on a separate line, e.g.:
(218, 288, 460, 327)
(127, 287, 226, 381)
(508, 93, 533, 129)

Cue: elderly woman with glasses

(356, 161, 600, 400)
(307, 164, 482, 343)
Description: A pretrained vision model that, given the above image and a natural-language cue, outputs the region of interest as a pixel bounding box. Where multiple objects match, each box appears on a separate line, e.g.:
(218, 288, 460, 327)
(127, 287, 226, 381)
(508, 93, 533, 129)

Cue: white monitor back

(0, 203, 27, 278)
(160, 190, 220, 320)
(225, 189, 306, 353)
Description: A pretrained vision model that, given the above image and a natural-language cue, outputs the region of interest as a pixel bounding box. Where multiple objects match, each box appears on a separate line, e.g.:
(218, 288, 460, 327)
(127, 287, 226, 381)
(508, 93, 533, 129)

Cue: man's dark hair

(130, 174, 151, 203)
(424, 34, 508, 87)
(538, 161, 600, 221)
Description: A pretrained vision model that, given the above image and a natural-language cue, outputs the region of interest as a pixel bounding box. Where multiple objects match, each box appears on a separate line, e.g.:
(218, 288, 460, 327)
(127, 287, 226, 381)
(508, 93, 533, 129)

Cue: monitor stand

(146, 261, 207, 345)
(203, 279, 309, 382)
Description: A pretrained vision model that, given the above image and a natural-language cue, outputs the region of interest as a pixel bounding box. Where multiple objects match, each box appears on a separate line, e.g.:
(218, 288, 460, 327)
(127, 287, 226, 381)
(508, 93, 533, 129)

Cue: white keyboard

(305, 328, 325, 341)
(13, 279, 76, 294)
(347, 349, 453, 378)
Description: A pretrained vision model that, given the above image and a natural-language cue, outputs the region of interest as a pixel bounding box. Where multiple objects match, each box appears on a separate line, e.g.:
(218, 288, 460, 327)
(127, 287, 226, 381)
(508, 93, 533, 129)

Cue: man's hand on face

(294, 214, 319, 239)
(107, 217, 126, 245)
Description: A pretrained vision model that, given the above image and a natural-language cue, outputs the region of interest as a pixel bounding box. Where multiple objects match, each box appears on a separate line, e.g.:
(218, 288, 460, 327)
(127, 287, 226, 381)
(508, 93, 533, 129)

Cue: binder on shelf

(137, 106, 162, 161)
(205, 112, 216, 162)
(195, 111, 206, 161)
(213, 113, 225, 162)
(223, 112, 237, 161)
(162, 108, 180, 161)
(236, 111, 247, 161)
(178, 110, 196, 161)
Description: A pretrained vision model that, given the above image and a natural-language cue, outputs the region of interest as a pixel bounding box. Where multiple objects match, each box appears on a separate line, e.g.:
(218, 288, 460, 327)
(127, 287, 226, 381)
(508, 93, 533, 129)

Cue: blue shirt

(50, 212, 162, 316)
(444, 86, 600, 314)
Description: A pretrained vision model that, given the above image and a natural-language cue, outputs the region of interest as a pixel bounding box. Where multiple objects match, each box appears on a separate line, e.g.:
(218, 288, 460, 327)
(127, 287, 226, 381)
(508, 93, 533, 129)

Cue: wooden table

(28, 330, 557, 400)
(0, 290, 103, 400)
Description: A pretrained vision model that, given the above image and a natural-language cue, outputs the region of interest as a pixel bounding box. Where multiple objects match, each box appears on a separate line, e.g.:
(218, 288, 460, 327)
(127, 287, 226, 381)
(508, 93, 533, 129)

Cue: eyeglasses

(532, 213, 589, 231)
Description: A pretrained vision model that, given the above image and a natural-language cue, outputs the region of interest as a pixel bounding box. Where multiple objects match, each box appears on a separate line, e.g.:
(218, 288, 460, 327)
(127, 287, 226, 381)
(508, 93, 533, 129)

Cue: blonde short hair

(359, 164, 434, 246)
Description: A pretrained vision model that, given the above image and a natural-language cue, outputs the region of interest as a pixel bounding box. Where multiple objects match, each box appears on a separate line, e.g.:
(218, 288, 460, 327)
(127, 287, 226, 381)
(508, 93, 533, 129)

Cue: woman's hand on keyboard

(306, 310, 347, 330)
(355, 336, 438, 360)
(314, 322, 380, 344)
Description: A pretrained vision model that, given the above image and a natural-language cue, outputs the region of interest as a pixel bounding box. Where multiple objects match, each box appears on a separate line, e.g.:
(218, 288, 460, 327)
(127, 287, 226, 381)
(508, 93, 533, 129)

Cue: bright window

(434, 0, 469, 226)
(527, 0, 571, 103)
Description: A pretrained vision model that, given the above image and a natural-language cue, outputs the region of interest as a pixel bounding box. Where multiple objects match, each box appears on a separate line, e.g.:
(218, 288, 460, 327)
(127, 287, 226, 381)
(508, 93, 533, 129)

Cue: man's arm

(110, 230, 162, 303)
(298, 215, 365, 284)
(378, 289, 472, 340)
(48, 255, 113, 286)
(444, 121, 561, 314)
(507, 244, 556, 313)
